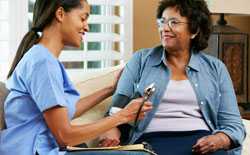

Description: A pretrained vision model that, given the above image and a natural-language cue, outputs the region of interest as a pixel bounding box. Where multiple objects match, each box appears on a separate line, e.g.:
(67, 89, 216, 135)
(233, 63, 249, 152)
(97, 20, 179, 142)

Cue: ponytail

(7, 30, 40, 78)
(7, 0, 58, 78)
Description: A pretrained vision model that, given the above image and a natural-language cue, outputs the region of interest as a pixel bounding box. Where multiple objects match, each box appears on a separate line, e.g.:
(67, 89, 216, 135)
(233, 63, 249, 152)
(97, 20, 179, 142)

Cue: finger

(127, 99, 142, 109)
(98, 140, 106, 147)
(143, 103, 153, 109)
(144, 107, 153, 112)
(196, 141, 211, 153)
(193, 138, 209, 153)
(102, 139, 113, 147)
(144, 101, 152, 106)
(141, 105, 153, 112)
(138, 113, 146, 120)
(99, 141, 108, 147)
(199, 143, 212, 154)
(134, 97, 145, 103)
(193, 136, 208, 148)
(110, 139, 120, 146)
(98, 138, 106, 146)
(195, 138, 216, 155)
(206, 141, 217, 153)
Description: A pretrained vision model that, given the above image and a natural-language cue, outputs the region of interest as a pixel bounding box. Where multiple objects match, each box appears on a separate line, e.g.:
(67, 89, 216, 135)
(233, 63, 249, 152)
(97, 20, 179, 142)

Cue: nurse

(0, 0, 152, 155)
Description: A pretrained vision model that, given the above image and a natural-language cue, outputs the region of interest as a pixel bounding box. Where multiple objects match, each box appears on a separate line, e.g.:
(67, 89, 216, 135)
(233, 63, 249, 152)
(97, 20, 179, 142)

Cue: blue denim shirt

(110, 45, 246, 154)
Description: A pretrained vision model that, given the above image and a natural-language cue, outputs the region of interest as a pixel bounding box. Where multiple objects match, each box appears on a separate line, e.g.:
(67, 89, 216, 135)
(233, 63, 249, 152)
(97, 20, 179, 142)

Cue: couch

(71, 66, 250, 154)
(0, 66, 250, 154)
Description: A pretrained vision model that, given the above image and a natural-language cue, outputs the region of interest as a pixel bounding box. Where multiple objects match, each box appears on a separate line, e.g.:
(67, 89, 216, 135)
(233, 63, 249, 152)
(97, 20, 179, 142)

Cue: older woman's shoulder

(129, 45, 164, 66)
(133, 45, 163, 58)
(198, 52, 227, 71)
(199, 52, 223, 63)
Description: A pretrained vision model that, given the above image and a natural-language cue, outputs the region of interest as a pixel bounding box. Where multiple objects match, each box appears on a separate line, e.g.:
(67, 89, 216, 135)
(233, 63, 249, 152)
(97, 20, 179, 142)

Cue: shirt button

(200, 101, 204, 105)
(194, 83, 198, 87)
(219, 93, 221, 97)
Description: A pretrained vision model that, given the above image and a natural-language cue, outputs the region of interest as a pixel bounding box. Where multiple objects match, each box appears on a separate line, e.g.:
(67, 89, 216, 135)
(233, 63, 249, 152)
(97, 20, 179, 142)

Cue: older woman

(99, 0, 246, 155)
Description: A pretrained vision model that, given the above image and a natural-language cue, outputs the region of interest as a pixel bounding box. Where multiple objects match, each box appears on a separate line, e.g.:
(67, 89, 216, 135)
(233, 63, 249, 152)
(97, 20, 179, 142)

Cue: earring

(191, 34, 196, 39)
(191, 29, 199, 39)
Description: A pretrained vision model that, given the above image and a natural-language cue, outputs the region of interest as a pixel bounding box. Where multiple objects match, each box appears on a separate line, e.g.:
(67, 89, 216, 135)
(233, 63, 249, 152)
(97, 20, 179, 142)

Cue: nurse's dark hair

(7, 0, 87, 78)
(157, 0, 212, 52)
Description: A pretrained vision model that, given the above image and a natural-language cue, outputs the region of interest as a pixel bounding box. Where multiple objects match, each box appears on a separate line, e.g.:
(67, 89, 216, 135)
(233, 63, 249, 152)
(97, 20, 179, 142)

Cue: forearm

(68, 97, 152, 146)
(45, 98, 152, 147)
(214, 132, 232, 150)
(61, 114, 126, 146)
(74, 86, 114, 118)
(213, 123, 246, 150)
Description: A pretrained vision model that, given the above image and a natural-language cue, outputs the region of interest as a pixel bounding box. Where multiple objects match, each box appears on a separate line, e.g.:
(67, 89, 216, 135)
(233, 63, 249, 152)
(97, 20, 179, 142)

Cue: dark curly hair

(157, 0, 212, 51)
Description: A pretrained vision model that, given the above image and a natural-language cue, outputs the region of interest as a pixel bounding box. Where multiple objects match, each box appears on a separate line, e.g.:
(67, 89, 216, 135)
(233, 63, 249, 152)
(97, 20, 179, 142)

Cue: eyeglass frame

(157, 17, 189, 30)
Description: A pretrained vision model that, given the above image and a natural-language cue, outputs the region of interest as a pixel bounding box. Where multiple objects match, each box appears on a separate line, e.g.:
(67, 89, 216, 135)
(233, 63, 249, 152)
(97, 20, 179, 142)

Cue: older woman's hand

(192, 132, 231, 154)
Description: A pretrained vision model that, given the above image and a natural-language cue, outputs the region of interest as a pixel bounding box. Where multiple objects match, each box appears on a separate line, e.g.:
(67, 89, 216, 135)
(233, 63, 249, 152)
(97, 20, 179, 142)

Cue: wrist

(109, 107, 122, 116)
(216, 132, 232, 150)
(112, 110, 128, 125)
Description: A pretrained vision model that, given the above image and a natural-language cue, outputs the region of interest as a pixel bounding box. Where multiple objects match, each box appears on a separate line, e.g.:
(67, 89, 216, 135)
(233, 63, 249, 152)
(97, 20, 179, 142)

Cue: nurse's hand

(98, 127, 121, 147)
(192, 132, 231, 154)
(117, 97, 153, 123)
(99, 98, 152, 147)
(110, 68, 124, 94)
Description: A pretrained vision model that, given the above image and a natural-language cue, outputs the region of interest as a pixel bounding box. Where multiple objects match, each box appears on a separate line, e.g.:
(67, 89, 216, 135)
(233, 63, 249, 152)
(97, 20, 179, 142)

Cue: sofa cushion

(242, 119, 250, 155)
(0, 82, 9, 130)
(71, 66, 123, 125)
(70, 66, 123, 146)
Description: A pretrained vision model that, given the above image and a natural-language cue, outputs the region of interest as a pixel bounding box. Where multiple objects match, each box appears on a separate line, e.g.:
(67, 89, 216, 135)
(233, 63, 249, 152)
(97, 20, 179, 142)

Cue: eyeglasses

(157, 18, 189, 30)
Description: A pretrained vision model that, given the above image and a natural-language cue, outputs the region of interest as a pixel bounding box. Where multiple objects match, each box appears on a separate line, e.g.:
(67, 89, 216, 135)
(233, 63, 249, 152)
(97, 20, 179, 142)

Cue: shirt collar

(187, 49, 200, 72)
(150, 46, 200, 72)
(149, 45, 165, 67)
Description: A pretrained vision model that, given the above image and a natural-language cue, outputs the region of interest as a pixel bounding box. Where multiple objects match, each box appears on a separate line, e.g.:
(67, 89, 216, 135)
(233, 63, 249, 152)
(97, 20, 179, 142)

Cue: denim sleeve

(104, 52, 143, 143)
(213, 62, 246, 149)
(111, 52, 142, 107)
(115, 52, 141, 97)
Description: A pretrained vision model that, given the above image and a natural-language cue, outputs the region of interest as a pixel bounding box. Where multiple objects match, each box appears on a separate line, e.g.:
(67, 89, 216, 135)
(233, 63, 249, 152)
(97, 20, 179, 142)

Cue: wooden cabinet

(204, 24, 249, 103)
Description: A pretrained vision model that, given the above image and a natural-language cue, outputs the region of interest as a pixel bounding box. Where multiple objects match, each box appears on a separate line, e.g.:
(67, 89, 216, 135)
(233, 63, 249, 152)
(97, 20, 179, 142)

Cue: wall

(133, 0, 250, 101)
(133, 0, 160, 51)
(205, 0, 250, 15)
(0, 0, 10, 81)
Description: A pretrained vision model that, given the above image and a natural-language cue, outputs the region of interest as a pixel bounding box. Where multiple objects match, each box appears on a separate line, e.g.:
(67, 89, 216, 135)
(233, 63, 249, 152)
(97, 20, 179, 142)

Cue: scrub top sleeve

(28, 59, 68, 112)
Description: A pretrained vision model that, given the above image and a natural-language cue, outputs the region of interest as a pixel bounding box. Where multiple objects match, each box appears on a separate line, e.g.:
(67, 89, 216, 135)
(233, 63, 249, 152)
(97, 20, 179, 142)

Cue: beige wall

(133, 1, 250, 101)
(133, 0, 160, 51)
(205, 0, 250, 15)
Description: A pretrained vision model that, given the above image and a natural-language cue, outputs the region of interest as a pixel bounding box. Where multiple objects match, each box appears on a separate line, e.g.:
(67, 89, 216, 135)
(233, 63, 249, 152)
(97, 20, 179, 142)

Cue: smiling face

(60, 0, 90, 48)
(159, 7, 193, 52)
